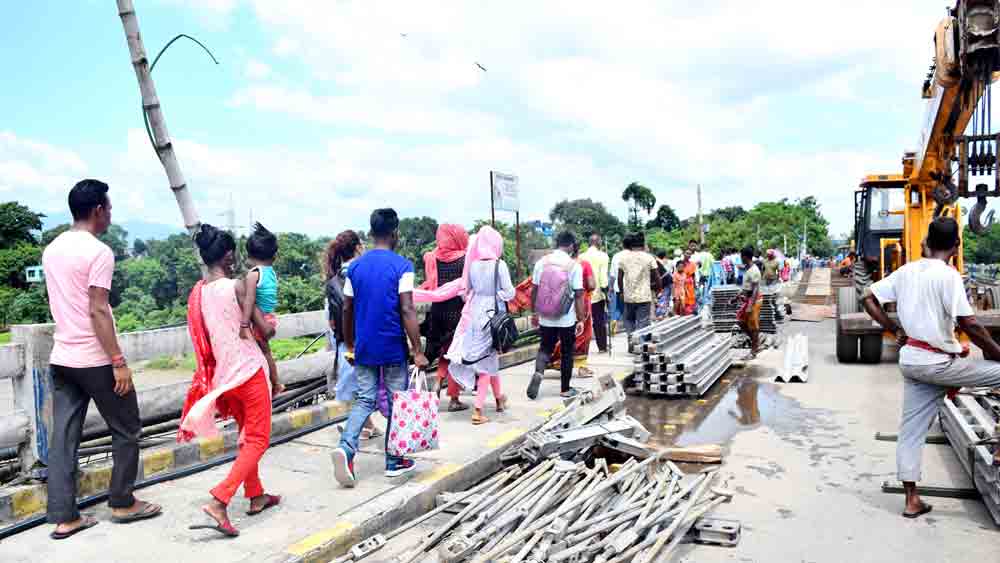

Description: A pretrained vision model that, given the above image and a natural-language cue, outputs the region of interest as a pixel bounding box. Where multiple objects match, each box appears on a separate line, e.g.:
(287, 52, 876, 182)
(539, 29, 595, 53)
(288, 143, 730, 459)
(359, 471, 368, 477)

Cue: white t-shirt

(532, 250, 584, 328)
(869, 258, 974, 365)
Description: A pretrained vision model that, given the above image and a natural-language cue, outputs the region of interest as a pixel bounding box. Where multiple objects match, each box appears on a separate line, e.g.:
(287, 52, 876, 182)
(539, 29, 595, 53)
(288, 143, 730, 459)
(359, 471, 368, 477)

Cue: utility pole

(697, 184, 704, 245)
(117, 0, 201, 242)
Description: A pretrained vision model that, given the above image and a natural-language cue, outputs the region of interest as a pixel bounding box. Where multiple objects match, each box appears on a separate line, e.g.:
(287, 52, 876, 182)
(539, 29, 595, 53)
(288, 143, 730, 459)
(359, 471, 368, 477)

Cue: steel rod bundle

(627, 316, 734, 397)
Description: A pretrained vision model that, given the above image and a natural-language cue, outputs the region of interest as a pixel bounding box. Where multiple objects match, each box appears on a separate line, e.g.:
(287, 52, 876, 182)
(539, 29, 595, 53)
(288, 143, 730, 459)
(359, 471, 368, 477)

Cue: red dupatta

(177, 280, 233, 442)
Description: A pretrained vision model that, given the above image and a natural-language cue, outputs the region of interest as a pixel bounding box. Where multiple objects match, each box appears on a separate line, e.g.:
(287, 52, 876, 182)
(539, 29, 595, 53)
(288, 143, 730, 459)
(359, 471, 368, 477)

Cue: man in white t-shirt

(529, 231, 586, 400)
(864, 217, 1000, 519)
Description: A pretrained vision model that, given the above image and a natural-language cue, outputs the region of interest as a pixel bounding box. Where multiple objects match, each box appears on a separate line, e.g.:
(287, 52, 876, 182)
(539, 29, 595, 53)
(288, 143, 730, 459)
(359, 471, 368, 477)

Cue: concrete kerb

(278, 426, 528, 563)
(0, 399, 352, 527)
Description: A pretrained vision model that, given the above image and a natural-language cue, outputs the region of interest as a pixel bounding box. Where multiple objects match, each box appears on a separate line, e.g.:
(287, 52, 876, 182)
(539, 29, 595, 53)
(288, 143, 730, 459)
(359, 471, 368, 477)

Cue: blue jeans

(334, 342, 359, 401)
(338, 362, 410, 468)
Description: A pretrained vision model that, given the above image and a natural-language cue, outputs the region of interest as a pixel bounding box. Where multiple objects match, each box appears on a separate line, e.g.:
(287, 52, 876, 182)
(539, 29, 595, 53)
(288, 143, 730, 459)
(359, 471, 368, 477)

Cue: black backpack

(489, 260, 519, 353)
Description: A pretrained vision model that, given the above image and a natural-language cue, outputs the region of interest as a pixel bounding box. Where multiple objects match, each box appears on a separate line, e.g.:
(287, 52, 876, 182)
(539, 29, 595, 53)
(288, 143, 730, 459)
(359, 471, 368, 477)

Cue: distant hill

(41, 213, 183, 242)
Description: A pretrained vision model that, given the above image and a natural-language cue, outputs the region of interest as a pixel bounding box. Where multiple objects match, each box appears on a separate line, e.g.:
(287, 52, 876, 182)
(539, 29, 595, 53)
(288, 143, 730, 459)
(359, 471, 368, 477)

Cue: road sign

(491, 171, 519, 213)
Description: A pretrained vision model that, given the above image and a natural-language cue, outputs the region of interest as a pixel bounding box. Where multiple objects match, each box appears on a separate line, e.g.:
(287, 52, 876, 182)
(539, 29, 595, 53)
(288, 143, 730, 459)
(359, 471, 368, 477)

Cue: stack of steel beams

(627, 315, 734, 397)
(709, 285, 785, 335)
(939, 392, 1000, 525)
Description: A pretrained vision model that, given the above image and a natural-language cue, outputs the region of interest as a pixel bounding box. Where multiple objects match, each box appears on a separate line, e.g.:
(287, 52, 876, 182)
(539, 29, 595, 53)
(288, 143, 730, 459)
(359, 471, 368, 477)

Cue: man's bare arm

(89, 286, 122, 360)
(399, 292, 428, 367)
(574, 289, 586, 322)
(957, 316, 1000, 360)
(89, 286, 131, 396)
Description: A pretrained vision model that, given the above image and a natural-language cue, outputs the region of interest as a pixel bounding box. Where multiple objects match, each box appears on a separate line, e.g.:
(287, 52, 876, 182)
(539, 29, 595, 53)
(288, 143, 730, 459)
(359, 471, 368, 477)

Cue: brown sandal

(471, 409, 489, 425)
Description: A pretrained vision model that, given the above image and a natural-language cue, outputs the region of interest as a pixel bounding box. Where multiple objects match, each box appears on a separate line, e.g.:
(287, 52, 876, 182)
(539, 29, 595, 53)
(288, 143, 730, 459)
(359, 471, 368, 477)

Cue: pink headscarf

(421, 224, 470, 290)
(414, 225, 503, 304)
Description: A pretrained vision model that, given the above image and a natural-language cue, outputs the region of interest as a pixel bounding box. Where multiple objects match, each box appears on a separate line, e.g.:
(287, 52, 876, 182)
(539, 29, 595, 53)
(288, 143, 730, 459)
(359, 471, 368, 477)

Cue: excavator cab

(852, 175, 907, 288)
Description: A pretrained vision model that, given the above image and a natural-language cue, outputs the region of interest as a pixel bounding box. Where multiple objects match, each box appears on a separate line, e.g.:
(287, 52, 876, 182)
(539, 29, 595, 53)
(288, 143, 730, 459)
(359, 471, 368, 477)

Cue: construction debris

(939, 391, 1000, 525)
(333, 377, 740, 563)
(626, 316, 734, 397)
(661, 444, 723, 464)
(774, 334, 809, 383)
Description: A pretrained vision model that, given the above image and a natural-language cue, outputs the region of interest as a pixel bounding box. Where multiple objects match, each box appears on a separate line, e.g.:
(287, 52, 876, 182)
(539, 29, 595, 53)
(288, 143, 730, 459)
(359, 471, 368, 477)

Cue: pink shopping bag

(387, 367, 440, 457)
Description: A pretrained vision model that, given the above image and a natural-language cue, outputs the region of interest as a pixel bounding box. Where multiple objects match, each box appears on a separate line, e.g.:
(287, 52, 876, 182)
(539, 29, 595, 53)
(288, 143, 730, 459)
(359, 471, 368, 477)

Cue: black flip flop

(247, 494, 282, 516)
(111, 501, 162, 524)
(50, 516, 99, 540)
(902, 503, 933, 519)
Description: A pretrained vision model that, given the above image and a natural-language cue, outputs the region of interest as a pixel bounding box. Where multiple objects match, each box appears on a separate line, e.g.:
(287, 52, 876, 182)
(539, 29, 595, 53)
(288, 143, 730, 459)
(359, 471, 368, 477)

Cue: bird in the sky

(476, 62, 487, 72)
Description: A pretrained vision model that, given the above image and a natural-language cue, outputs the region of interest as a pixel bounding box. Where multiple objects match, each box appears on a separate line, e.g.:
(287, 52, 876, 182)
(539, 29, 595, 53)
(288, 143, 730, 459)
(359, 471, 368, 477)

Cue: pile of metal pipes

(375, 458, 736, 563)
(626, 316, 734, 397)
(939, 391, 1000, 525)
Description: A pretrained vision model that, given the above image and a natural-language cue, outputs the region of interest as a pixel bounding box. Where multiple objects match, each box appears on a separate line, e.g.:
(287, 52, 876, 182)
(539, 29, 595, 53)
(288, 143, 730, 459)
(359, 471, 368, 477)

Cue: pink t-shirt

(43, 230, 117, 368)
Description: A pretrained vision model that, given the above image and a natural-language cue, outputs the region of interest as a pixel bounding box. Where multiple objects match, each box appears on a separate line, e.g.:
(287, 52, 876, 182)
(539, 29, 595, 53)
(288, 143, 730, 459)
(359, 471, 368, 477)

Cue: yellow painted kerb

(287, 521, 356, 557)
(12, 487, 46, 519)
(415, 462, 462, 484)
(143, 448, 175, 478)
(78, 466, 112, 496)
(290, 409, 314, 429)
(486, 427, 525, 448)
(199, 436, 225, 459)
(326, 401, 350, 420)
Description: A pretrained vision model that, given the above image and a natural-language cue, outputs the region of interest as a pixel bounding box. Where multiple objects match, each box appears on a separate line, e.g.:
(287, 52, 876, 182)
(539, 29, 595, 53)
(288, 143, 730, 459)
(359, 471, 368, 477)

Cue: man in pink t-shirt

(42, 180, 162, 539)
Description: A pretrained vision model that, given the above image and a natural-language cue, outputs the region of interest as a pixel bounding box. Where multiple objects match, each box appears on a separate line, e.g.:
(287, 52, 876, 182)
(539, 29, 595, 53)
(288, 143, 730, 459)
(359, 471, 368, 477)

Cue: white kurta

(447, 259, 515, 389)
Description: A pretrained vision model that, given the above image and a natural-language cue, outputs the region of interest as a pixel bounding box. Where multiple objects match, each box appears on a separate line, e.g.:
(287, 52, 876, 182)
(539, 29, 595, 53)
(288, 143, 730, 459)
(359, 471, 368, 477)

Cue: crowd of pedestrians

(37, 178, 793, 541)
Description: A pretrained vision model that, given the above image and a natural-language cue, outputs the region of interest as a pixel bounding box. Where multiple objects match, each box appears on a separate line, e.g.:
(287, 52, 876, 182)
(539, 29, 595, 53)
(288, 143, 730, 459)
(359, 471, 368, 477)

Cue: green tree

(549, 198, 626, 242)
(133, 238, 148, 256)
(8, 284, 50, 324)
(707, 206, 746, 223)
(646, 204, 681, 231)
(146, 234, 202, 306)
(0, 242, 42, 288)
(964, 224, 1000, 264)
(100, 224, 130, 260)
(276, 275, 325, 314)
(397, 216, 439, 282)
(621, 182, 656, 228)
(273, 232, 322, 279)
(0, 202, 44, 248)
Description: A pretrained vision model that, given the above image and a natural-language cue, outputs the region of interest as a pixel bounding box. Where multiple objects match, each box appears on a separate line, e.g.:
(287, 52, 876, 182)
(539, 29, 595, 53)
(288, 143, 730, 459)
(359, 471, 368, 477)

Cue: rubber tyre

(837, 286, 859, 363)
(860, 334, 883, 364)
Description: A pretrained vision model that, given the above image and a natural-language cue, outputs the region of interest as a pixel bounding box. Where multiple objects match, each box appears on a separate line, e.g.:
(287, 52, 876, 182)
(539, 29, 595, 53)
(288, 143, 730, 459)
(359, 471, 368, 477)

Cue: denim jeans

(334, 342, 359, 401)
(338, 362, 410, 468)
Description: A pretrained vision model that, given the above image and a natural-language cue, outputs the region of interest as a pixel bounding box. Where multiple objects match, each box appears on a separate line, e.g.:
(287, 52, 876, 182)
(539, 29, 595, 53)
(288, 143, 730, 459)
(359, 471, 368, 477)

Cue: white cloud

(272, 37, 299, 57)
(0, 132, 88, 211)
(244, 59, 272, 80)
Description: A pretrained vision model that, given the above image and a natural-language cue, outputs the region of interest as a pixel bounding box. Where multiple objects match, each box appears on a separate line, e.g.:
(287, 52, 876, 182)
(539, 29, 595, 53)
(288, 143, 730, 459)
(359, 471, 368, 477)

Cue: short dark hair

(370, 208, 399, 238)
(247, 222, 278, 261)
(195, 223, 236, 265)
(926, 217, 960, 251)
(556, 230, 576, 249)
(621, 233, 635, 250)
(68, 179, 109, 221)
(655, 249, 667, 259)
(741, 245, 755, 260)
(633, 232, 646, 248)
(688, 239, 698, 246)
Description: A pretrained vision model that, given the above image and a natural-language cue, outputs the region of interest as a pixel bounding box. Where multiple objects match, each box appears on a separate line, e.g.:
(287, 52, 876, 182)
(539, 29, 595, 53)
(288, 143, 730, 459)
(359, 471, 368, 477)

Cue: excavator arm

(912, 0, 1000, 233)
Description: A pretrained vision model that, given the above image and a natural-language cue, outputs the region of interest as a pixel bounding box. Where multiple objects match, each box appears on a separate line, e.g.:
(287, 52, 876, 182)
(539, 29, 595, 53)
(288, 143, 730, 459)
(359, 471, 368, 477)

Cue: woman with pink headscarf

(415, 225, 514, 424)
(420, 224, 470, 412)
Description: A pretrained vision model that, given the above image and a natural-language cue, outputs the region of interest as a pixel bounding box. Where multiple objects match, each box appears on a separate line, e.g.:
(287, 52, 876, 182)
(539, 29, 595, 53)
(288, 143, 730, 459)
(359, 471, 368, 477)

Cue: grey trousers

(48, 364, 140, 523)
(623, 302, 651, 334)
(898, 359, 1000, 482)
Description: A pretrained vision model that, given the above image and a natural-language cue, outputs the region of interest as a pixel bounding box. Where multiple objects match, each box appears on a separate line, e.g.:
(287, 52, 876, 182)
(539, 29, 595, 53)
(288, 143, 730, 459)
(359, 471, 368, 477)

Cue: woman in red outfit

(179, 224, 283, 537)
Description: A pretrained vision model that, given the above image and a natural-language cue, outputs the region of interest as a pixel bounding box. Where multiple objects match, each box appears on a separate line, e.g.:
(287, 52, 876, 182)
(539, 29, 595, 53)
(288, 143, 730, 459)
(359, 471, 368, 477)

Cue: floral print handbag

(388, 367, 440, 457)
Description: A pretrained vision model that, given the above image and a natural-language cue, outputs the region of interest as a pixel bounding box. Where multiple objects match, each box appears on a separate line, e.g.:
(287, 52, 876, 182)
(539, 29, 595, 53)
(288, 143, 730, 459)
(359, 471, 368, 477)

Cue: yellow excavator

(837, 0, 1000, 363)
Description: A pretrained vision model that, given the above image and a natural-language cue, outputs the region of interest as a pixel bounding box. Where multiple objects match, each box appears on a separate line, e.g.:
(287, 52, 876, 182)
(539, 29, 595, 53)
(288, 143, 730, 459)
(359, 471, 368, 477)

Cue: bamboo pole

(117, 0, 201, 238)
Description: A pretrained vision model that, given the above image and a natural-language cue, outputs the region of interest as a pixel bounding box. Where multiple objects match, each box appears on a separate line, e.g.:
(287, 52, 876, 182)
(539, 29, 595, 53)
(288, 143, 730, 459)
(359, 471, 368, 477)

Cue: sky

(0, 1, 977, 239)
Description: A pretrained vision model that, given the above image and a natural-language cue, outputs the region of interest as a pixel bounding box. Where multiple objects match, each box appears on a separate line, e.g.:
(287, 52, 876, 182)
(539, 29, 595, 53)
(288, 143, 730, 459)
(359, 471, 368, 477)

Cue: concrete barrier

(0, 344, 24, 380)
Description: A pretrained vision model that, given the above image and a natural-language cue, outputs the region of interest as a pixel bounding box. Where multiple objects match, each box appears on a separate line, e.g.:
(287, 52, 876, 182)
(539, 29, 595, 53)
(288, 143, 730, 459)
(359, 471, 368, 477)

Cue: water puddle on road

(626, 365, 806, 449)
